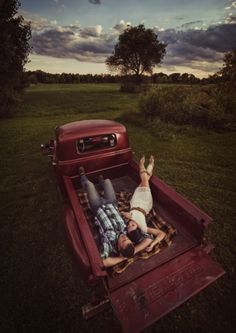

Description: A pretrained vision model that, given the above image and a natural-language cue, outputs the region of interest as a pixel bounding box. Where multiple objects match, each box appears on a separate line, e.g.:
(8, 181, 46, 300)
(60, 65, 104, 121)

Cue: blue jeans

(80, 175, 117, 214)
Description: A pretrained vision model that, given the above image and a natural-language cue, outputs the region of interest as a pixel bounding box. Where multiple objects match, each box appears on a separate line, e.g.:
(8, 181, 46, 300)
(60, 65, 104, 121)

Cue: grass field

(0, 83, 236, 333)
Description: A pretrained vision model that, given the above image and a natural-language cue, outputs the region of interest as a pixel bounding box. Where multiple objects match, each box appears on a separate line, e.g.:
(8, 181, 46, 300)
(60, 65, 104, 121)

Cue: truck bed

(74, 170, 199, 290)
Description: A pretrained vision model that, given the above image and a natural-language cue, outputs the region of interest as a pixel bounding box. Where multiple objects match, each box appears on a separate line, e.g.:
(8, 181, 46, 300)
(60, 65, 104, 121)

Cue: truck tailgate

(109, 246, 225, 333)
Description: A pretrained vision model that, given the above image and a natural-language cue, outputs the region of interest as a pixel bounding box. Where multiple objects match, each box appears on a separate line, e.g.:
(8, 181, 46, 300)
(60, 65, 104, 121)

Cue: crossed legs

(139, 155, 154, 187)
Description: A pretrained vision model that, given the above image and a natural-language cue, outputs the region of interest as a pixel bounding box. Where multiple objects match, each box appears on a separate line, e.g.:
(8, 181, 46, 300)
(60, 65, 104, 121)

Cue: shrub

(182, 88, 225, 127)
(138, 86, 235, 129)
(139, 86, 189, 121)
(213, 82, 236, 115)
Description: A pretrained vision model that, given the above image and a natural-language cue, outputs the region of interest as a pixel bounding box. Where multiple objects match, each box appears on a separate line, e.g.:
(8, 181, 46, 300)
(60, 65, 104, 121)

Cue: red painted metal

(54, 120, 132, 171)
(109, 246, 225, 333)
(63, 204, 91, 282)
(41, 119, 225, 332)
(63, 176, 106, 278)
(51, 120, 132, 178)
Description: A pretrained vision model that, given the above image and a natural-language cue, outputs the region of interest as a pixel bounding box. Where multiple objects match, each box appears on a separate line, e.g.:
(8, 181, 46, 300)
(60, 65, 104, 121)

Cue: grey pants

(80, 175, 117, 214)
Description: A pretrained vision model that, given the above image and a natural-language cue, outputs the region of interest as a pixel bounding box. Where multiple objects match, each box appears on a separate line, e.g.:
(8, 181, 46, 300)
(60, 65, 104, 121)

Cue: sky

(19, 0, 236, 78)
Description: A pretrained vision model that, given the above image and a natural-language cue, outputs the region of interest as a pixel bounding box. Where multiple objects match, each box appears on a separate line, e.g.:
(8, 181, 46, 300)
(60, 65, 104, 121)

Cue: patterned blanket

(78, 190, 177, 275)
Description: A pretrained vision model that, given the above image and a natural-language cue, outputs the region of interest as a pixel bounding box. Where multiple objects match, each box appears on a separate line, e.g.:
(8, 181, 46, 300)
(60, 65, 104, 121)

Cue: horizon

(20, 0, 236, 79)
(25, 69, 207, 80)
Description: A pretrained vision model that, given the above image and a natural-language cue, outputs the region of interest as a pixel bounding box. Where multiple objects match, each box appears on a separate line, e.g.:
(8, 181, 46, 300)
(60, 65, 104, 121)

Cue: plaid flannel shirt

(95, 203, 152, 259)
(95, 203, 127, 259)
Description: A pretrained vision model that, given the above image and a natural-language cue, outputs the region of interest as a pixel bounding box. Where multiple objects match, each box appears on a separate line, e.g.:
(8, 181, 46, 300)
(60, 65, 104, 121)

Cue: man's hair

(128, 229, 143, 245)
(119, 243, 135, 258)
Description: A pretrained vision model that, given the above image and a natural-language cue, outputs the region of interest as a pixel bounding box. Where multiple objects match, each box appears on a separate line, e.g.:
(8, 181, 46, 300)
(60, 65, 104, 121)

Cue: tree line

(26, 70, 222, 85)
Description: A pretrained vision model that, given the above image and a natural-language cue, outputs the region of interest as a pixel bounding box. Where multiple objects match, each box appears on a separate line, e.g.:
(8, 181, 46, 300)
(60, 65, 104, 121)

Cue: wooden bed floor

(107, 176, 199, 289)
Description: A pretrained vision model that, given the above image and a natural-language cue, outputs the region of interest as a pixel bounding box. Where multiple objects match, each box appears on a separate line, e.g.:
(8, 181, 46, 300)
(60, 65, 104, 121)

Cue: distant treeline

(25, 70, 222, 85)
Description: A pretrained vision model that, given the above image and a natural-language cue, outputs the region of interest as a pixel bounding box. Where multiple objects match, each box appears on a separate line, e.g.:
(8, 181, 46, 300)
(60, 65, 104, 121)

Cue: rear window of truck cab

(76, 134, 117, 153)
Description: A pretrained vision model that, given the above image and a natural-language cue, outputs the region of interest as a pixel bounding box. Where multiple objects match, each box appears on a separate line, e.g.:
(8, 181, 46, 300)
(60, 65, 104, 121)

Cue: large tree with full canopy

(0, 0, 31, 117)
(106, 24, 166, 84)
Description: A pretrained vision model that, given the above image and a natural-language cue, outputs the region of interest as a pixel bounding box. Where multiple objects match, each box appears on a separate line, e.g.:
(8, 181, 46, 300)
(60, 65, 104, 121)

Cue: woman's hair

(119, 243, 135, 258)
(128, 229, 143, 244)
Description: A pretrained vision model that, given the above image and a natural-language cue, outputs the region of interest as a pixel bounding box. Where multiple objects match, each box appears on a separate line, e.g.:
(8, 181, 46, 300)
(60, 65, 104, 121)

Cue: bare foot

(149, 155, 155, 166)
(146, 155, 154, 176)
(139, 155, 146, 171)
(140, 155, 145, 166)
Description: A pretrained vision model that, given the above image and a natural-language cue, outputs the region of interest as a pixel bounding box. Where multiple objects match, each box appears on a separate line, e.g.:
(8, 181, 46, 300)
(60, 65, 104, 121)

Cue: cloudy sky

(20, 0, 236, 78)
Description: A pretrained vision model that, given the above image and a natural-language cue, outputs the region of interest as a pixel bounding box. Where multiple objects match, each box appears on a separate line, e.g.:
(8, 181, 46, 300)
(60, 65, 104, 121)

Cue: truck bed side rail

(63, 176, 106, 278)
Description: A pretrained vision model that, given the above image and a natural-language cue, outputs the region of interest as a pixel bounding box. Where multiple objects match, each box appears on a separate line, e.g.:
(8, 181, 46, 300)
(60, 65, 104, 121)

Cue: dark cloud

(29, 9, 236, 75)
(31, 27, 114, 63)
(181, 24, 236, 52)
(159, 23, 236, 66)
(89, 0, 101, 4)
(163, 43, 223, 73)
(70, 40, 112, 55)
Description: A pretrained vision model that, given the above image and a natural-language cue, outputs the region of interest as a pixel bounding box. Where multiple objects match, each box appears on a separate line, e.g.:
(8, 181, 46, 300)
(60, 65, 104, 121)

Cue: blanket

(78, 190, 177, 275)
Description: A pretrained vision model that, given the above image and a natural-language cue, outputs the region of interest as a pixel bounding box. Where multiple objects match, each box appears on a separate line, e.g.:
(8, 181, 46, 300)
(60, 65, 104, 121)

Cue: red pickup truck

(41, 119, 225, 333)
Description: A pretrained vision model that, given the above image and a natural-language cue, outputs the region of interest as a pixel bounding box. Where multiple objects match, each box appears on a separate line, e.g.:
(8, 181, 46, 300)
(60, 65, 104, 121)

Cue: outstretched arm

(134, 237, 152, 254)
(145, 229, 166, 252)
(147, 227, 165, 236)
(102, 256, 126, 268)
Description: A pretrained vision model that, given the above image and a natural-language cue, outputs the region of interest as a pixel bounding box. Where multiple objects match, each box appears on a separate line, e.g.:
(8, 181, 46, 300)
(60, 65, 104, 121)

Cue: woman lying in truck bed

(78, 156, 166, 267)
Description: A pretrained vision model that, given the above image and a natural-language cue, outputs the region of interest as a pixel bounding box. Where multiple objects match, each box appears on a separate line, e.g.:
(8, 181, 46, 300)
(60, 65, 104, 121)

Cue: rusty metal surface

(107, 232, 197, 291)
(109, 246, 225, 333)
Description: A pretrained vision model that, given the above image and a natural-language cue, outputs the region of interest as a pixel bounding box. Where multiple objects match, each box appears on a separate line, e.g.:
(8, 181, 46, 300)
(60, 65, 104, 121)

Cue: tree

(152, 72, 168, 83)
(168, 73, 181, 84)
(106, 24, 166, 84)
(214, 49, 236, 114)
(219, 48, 236, 82)
(0, 0, 31, 117)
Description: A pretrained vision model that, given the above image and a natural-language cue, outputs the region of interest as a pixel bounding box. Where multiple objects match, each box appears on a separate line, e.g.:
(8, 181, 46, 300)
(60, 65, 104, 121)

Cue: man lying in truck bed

(79, 155, 166, 267)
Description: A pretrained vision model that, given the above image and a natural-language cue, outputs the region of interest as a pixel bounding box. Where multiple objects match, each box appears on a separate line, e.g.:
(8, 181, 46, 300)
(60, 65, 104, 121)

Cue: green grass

(18, 83, 138, 117)
(0, 84, 236, 333)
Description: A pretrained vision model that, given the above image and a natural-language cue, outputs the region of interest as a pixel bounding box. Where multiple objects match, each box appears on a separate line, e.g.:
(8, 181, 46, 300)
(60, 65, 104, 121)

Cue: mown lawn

(18, 83, 138, 117)
(0, 84, 235, 333)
